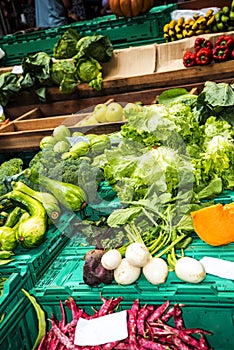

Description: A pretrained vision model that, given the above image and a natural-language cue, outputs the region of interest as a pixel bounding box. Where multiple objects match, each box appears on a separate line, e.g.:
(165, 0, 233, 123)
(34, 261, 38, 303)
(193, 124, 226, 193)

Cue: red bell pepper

(194, 37, 213, 52)
(183, 51, 196, 68)
(215, 35, 234, 50)
(195, 48, 213, 65)
(213, 46, 231, 62)
(232, 49, 234, 60)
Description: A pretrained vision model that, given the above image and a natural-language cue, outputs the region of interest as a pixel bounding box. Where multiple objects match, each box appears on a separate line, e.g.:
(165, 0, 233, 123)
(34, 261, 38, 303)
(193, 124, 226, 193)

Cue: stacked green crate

(0, 4, 177, 67)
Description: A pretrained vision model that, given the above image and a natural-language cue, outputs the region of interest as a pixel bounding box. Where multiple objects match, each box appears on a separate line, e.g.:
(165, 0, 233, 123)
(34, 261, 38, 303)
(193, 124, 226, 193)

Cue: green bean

(22, 289, 46, 350)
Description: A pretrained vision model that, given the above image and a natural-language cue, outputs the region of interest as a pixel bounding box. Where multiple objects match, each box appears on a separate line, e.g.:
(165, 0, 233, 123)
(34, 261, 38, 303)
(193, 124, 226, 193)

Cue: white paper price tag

(11, 65, 23, 74)
(74, 310, 128, 346)
(200, 256, 234, 280)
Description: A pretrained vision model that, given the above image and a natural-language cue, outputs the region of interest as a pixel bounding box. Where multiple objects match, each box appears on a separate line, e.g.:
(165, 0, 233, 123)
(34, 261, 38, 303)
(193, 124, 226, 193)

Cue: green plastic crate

(0, 295, 38, 350)
(213, 190, 234, 204)
(0, 216, 69, 285)
(0, 4, 176, 67)
(0, 270, 33, 327)
(30, 236, 234, 349)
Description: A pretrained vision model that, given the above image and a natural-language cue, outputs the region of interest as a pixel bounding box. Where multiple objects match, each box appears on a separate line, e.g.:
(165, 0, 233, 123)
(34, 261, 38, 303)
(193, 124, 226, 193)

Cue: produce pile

(1, 81, 234, 280)
(0, 30, 113, 106)
(36, 294, 213, 350)
(164, 2, 234, 42)
(183, 35, 234, 67)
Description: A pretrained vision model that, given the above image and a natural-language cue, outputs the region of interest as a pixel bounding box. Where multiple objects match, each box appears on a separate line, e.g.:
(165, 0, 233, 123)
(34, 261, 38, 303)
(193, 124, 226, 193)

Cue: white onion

(114, 258, 141, 285)
(175, 257, 206, 283)
(125, 242, 151, 268)
(143, 257, 168, 285)
(101, 249, 122, 270)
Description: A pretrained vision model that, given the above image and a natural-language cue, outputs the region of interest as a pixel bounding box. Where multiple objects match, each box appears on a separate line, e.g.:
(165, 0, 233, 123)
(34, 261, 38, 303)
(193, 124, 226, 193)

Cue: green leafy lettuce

(51, 60, 79, 93)
(53, 28, 80, 59)
(75, 35, 113, 62)
(74, 56, 103, 91)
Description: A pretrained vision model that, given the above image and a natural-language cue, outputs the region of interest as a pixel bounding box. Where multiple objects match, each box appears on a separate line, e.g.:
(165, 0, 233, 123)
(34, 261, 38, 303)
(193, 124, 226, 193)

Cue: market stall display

(0, 2, 234, 350)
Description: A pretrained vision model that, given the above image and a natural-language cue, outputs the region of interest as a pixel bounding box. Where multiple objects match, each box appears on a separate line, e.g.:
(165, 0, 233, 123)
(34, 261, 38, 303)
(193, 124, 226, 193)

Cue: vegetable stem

(155, 233, 188, 258)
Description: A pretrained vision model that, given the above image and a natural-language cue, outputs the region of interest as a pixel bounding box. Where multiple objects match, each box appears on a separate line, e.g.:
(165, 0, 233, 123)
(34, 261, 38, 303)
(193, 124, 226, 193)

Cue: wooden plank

(16, 108, 41, 121)
(0, 122, 123, 151)
(4, 76, 234, 120)
(14, 115, 72, 131)
(178, 0, 231, 10)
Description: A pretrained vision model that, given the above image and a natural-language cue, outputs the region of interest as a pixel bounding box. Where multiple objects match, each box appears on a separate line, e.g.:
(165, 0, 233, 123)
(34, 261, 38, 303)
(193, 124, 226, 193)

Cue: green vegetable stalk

(25, 169, 87, 212)
(22, 289, 46, 350)
(11, 181, 61, 221)
(0, 190, 47, 249)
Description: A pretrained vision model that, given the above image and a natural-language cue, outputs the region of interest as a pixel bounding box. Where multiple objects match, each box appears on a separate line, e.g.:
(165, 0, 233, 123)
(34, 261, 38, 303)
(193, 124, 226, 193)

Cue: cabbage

(51, 60, 79, 93)
(75, 35, 113, 62)
(75, 57, 103, 91)
(53, 28, 80, 59)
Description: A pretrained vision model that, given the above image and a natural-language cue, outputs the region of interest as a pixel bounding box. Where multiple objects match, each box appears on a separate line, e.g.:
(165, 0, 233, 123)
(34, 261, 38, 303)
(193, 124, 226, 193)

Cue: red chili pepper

(195, 48, 213, 65)
(194, 37, 213, 52)
(183, 51, 196, 67)
(215, 35, 234, 50)
(213, 45, 231, 62)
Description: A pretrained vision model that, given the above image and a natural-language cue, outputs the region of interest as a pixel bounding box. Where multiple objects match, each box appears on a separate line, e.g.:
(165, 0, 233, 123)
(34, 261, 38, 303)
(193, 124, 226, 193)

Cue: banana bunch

(164, 9, 215, 42)
(212, 3, 234, 33)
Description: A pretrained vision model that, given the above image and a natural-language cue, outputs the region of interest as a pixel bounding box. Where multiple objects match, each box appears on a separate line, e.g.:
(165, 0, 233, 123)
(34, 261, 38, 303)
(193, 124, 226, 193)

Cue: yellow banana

(207, 15, 215, 26)
(177, 17, 185, 26)
(196, 16, 207, 25)
(169, 19, 177, 29)
(205, 9, 214, 18)
(163, 23, 170, 33)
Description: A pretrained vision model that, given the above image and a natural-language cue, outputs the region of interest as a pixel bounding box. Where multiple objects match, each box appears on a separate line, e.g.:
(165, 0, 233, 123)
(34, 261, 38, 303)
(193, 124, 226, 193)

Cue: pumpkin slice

(191, 203, 234, 246)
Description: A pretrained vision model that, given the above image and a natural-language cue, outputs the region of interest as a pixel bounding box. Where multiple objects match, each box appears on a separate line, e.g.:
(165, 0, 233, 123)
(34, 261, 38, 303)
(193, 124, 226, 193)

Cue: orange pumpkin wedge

(191, 203, 234, 246)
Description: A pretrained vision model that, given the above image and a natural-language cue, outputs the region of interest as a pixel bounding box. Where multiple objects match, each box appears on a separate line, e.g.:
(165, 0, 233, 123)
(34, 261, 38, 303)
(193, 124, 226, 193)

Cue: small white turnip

(101, 249, 122, 270)
(125, 242, 151, 268)
(143, 257, 168, 285)
(114, 258, 141, 285)
(175, 256, 206, 284)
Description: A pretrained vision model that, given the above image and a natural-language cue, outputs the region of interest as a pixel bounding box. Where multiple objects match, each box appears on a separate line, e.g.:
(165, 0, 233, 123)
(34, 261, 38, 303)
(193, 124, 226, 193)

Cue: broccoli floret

(47, 158, 86, 184)
(0, 158, 24, 196)
(29, 148, 61, 176)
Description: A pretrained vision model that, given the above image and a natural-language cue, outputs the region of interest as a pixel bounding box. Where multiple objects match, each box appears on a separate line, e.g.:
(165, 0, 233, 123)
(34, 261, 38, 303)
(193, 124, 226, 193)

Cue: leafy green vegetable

(74, 56, 103, 91)
(51, 60, 79, 93)
(0, 72, 21, 106)
(53, 28, 80, 59)
(193, 81, 234, 124)
(0, 158, 24, 196)
(20, 52, 53, 101)
(75, 35, 113, 62)
(21, 52, 52, 86)
(158, 88, 197, 107)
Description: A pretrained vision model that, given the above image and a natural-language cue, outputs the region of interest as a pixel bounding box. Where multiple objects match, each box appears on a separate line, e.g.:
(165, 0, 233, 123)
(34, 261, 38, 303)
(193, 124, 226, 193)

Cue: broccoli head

(0, 158, 24, 196)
